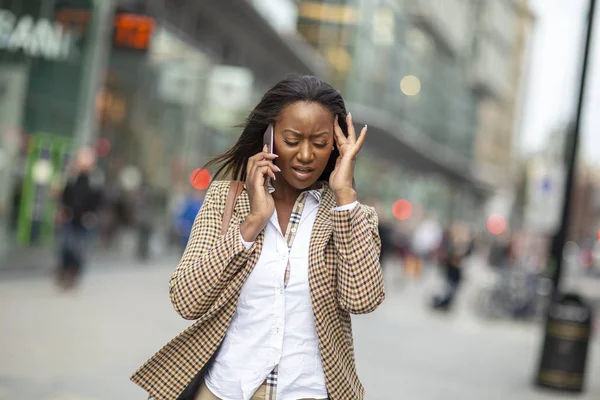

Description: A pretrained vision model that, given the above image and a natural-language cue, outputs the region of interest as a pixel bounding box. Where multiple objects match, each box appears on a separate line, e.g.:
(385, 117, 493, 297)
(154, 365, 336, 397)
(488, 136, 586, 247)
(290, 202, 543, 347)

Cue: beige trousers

(194, 381, 328, 400)
(195, 381, 266, 400)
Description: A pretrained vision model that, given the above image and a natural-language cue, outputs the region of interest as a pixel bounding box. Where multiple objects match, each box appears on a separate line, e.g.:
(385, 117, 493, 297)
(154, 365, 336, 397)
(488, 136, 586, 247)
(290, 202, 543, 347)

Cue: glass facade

(0, 0, 295, 258)
(0, 0, 95, 255)
(297, 0, 482, 224)
(0, 0, 527, 260)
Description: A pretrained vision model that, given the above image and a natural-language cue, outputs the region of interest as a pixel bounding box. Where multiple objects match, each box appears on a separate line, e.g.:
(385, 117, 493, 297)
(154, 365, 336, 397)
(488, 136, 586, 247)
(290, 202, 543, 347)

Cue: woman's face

(273, 101, 335, 191)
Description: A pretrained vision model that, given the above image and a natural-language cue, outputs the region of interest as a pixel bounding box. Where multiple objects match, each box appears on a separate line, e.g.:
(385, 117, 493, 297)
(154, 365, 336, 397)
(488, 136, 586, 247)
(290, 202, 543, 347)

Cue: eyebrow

(283, 129, 329, 137)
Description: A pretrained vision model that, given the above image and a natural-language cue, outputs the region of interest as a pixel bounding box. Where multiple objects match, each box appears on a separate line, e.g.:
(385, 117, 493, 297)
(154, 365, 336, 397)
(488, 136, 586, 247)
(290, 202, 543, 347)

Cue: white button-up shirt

(204, 189, 357, 400)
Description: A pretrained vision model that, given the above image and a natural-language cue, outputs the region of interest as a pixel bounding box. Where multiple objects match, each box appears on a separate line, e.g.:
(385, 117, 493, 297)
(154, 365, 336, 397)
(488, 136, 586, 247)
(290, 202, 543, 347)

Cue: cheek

(273, 147, 292, 167)
(316, 148, 333, 167)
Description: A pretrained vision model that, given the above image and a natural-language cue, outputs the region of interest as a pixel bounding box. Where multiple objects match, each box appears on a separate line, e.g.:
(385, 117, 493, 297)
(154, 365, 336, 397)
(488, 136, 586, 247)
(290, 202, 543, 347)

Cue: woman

(131, 75, 385, 400)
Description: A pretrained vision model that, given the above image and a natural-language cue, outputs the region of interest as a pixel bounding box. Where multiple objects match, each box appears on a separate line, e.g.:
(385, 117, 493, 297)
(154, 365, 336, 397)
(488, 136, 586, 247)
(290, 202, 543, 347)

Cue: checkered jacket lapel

(131, 180, 384, 400)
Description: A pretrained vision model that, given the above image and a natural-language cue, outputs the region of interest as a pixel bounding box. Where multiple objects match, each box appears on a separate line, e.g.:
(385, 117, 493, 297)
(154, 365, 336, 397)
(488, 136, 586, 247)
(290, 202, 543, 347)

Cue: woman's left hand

(329, 113, 367, 205)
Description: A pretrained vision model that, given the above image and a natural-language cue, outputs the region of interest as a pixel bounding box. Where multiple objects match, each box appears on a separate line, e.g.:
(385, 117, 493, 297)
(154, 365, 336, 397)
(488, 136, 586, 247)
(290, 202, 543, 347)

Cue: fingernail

(364, 124, 368, 130)
(263, 144, 267, 150)
(276, 166, 281, 172)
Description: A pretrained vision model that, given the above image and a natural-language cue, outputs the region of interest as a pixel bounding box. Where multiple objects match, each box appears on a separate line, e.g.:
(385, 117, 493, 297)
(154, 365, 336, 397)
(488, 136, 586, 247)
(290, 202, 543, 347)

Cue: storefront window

(0, 0, 93, 255)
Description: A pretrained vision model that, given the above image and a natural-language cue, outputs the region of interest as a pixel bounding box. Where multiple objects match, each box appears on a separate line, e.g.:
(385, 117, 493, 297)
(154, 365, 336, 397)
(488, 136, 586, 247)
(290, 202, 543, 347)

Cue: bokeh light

(190, 168, 211, 190)
(400, 75, 421, 96)
(94, 138, 111, 158)
(486, 214, 506, 235)
(392, 199, 412, 221)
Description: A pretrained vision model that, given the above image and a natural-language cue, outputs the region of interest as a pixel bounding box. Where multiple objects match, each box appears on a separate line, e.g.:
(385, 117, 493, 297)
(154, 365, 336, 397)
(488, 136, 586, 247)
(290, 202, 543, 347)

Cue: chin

(283, 174, 319, 190)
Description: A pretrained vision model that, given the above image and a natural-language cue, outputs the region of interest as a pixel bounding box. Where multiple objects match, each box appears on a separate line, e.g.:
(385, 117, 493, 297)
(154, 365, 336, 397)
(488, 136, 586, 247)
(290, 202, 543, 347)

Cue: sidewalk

(367, 261, 600, 399)
(0, 228, 181, 277)
(0, 255, 598, 399)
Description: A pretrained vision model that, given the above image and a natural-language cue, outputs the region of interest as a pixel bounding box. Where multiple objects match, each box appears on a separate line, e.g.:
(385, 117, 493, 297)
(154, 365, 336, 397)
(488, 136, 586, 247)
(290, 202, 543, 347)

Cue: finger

(333, 114, 347, 147)
(346, 113, 356, 143)
(254, 160, 280, 176)
(257, 165, 276, 181)
(355, 124, 367, 150)
(249, 151, 278, 162)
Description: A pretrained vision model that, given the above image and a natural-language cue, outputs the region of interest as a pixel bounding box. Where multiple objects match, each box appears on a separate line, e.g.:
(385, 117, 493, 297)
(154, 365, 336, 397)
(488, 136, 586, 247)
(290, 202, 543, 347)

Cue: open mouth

(291, 166, 314, 179)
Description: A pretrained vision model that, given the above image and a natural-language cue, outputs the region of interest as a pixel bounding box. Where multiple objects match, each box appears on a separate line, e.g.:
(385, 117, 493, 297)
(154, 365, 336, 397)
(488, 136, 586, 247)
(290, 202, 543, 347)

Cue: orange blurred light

(114, 13, 155, 50)
(487, 214, 507, 235)
(94, 138, 111, 158)
(190, 168, 211, 190)
(597, 229, 600, 241)
(392, 199, 412, 221)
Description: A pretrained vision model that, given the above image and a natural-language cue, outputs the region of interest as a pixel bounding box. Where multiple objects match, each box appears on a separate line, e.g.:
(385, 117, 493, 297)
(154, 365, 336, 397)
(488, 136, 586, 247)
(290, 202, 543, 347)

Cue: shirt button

(291, 228, 297, 233)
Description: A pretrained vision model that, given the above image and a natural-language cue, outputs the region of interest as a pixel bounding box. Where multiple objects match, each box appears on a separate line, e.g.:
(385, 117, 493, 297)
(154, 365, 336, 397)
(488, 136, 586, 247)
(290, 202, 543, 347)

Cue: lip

(291, 166, 314, 180)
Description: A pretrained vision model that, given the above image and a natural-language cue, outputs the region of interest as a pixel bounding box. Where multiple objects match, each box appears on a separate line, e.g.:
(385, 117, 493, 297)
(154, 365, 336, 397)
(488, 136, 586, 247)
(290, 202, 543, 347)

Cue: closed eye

(284, 140, 329, 148)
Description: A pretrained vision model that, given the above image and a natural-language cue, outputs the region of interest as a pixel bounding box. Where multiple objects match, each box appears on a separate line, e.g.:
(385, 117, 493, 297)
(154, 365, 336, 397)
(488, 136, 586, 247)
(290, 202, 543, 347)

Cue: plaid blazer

(131, 180, 385, 400)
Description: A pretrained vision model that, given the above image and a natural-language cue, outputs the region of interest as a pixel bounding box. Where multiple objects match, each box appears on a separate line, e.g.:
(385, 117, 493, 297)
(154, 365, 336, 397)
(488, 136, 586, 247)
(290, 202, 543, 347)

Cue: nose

(297, 141, 314, 163)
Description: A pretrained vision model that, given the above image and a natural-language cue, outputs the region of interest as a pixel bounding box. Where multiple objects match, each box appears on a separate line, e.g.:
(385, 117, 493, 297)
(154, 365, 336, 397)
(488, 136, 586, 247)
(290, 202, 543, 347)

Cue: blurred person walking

(432, 223, 474, 311)
(409, 216, 443, 278)
(131, 75, 384, 400)
(488, 233, 513, 271)
(56, 147, 103, 290)
(173, 188, 206, 249)
(134, 177, 157, 261)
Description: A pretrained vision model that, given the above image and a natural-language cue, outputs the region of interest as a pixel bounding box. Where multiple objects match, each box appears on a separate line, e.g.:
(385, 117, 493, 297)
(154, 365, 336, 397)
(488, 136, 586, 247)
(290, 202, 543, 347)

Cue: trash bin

(535, 293, 593, 393)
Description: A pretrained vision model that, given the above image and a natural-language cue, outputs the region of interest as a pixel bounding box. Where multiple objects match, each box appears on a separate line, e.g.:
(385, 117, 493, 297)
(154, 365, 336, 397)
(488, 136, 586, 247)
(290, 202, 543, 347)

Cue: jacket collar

(233, 181, 335, 248)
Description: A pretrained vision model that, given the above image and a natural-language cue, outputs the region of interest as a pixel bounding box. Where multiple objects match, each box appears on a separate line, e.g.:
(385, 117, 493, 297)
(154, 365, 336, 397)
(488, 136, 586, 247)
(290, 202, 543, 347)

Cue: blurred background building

(0, 0, 534, 261)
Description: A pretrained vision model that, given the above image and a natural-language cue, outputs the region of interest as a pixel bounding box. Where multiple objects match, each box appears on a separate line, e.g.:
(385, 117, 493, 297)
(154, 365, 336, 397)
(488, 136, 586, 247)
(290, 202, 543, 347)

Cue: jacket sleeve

(169, 181, 255, 320)
(331, 204, 385, 314)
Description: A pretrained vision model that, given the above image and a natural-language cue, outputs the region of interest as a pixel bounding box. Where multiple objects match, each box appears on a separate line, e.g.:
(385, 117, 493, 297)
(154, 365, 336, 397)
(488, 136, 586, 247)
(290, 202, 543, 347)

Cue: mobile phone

(263, 124, 274, 154)
(262, 124, 275, 193)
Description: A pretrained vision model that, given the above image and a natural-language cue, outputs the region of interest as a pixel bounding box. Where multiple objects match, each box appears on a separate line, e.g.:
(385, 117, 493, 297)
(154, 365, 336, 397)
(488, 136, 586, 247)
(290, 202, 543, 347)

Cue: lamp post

(534, 0, 598, 393)
(549, 0, 597, 292)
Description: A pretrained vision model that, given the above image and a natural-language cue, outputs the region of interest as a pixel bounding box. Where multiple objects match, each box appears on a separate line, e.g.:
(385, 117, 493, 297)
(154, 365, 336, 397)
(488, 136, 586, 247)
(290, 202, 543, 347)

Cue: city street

(1, 256, 599, 400)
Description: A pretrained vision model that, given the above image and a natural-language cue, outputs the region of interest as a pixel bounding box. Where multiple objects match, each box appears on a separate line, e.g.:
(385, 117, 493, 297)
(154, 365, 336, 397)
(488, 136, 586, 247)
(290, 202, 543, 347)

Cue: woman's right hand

(240, 145, 279, 242)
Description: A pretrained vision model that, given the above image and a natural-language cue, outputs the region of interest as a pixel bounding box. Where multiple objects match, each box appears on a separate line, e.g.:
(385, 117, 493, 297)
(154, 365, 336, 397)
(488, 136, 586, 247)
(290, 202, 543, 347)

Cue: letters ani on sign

(0, 9, 72, 60)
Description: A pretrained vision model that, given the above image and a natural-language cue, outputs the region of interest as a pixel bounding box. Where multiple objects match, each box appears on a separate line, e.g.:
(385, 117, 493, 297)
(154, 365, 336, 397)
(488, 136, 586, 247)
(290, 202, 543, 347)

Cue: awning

(161, 0, 330, 81)
(347, 102, 491, 194)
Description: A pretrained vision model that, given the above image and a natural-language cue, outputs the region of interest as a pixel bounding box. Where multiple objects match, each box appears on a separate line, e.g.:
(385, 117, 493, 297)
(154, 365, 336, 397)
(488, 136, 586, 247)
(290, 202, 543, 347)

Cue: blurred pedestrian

(488, 233, 513, 271)
(371, 201, 395, 268)
(134, 177, 157, 261)
(55, 147, 102, 290)
(410, 217, 443, 277)
(432, 223, 474, 311)
(173, 188, 205, 249)
(131, 75, 384, 400)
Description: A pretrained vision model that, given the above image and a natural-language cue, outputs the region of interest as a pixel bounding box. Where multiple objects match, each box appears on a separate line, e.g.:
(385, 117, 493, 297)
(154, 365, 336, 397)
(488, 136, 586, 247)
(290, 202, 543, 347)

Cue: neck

(271, 178, 320, 206)
(271, 178, 301, 206)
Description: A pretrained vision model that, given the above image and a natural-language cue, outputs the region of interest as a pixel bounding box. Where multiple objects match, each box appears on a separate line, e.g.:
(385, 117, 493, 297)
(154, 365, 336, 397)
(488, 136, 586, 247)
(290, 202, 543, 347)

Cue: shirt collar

(306, 181, 326, 203)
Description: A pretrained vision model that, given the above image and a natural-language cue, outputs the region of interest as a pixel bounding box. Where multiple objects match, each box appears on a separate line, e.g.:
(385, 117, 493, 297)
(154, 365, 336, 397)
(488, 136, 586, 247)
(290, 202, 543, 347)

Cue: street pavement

(0, 255, 599, 400)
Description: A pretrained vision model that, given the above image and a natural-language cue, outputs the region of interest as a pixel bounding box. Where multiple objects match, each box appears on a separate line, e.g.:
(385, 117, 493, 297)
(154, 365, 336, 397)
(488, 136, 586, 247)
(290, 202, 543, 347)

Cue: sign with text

(0, 9, 73, 60)
(54, 8, 155, 52)
(113, 13, 155, 51)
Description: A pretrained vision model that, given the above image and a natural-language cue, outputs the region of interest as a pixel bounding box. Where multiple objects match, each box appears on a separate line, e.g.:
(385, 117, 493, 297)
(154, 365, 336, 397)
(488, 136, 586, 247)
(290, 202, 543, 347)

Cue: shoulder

(359, 204, 379, 225)
(204, 180, 233, 212)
